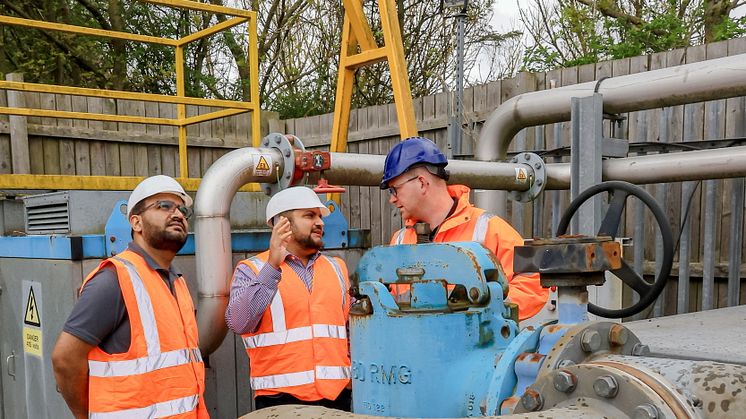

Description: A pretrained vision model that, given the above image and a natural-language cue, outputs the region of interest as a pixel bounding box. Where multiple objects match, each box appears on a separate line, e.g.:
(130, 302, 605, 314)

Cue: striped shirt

(225, 252, 323, 335)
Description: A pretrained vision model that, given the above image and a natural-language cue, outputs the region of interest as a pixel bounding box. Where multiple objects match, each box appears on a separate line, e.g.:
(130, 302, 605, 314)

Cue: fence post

(6, 73, 31, 174)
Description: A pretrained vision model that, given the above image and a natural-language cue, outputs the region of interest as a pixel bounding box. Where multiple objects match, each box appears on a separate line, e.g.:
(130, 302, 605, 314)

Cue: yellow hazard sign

(24, 327, 42, 356)
(24, 286, 41, 327)
(256, 156, 270, 171)
(515, 168, 528, 181)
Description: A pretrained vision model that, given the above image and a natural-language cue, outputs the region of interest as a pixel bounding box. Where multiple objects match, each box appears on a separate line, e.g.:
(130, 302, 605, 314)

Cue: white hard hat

(265, 186, 330, 226)
(127, 175, 192, 218)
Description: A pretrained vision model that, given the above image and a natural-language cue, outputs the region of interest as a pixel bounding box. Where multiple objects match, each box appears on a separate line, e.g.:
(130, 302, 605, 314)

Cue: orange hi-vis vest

(390, 185, 548, 321)
(83, 249, 208, 419)
(239, 251, 351, 401)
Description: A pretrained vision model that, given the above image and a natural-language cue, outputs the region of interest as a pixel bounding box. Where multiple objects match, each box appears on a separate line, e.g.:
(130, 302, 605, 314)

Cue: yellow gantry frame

(0, 0, 260, 192)
(330, 0, 418, 155)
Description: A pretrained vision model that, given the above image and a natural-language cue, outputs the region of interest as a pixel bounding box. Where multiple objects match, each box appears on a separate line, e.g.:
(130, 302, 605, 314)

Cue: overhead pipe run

(195, 135, 541, 355)
(477, 53, 746, 162)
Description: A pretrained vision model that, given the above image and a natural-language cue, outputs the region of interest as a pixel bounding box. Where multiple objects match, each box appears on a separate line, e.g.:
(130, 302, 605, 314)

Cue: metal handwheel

(556, 181, 674, 318)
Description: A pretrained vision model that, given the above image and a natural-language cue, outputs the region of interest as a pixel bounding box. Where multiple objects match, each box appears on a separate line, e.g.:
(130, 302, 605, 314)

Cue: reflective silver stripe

(323, 255, 347, 308)
(113, 257, 160, 356)
(312, 324, 347, 339)
(89, 348, 202, 377)
(250, 370, 315, 390)
(316, 366, 351, 380)
(268, 292, 286, 331)
(472, 212, 494, 244)
(394, 228, 406, 244)
(246, 256, 265, 273)
(89, 393, 199, 419)
(243, 326, 312, 349)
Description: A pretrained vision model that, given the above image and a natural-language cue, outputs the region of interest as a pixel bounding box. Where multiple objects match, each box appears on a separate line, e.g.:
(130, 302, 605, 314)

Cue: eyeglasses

(139, 200, 193, 218)
(387, 175, 420, 197)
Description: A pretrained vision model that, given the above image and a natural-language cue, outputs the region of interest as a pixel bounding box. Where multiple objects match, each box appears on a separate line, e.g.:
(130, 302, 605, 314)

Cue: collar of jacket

(404, 184, 476, 235)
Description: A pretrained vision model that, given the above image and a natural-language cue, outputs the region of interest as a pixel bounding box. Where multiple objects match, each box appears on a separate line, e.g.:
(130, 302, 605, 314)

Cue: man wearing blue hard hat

(381, 137, 548, 321)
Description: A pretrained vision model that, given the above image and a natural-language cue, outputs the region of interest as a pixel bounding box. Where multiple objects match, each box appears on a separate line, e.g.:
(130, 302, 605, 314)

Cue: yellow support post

(330, 0, 418, 155)
(329, 0, 418, 202)
(0, 174, 260, 192)
(249, 15, 262, 147)
(175, 45, 189, 179)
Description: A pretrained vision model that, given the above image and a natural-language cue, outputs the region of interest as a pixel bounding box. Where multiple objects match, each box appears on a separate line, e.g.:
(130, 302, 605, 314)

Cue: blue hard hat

(380, 137, 448, 189)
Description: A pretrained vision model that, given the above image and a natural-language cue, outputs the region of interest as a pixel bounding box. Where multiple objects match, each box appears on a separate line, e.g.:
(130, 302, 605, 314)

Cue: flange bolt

(581, 329, 601, 352)
(593, 375, 618, 398)
(553, 370, 577, 393)
(520, 388, 543, 411)
(633, 404, 659, 419)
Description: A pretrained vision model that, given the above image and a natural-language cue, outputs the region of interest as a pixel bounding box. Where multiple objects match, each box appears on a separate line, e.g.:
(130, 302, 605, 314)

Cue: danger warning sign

(515, 168, 528, 181)
(24, 286, 41, 327)
(255, 155, 272, 176)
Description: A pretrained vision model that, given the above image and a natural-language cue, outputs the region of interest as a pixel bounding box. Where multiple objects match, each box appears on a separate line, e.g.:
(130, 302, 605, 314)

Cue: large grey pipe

(195, 147, 284, 355)
(477, 53, 746, 162)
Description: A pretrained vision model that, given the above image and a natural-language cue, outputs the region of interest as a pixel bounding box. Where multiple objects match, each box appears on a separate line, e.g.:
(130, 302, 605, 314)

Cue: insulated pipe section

(543, 145, 746, 189)
(325, 152, 533, 191)
(478, 54, 746, 162)
(195, 147, 284, 355)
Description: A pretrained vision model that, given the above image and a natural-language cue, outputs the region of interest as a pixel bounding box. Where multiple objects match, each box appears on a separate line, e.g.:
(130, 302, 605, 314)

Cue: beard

(294, 226, 324, 250)
(142, 217, 188, 252)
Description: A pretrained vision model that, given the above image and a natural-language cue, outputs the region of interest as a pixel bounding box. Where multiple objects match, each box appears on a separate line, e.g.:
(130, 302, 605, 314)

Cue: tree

(519, 0, 746, 72)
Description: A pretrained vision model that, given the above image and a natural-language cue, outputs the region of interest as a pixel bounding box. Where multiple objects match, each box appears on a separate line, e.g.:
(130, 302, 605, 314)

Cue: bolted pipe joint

(633, 404, 659, 419)
(580, 329, 601, 352)
(553, 370, 577, 393)
(520, 388, 544, 411)
(593, 375, 619, 398)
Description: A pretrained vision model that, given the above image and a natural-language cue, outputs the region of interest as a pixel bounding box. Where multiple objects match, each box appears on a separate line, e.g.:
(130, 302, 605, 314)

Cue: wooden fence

(2, 38, 745, 316)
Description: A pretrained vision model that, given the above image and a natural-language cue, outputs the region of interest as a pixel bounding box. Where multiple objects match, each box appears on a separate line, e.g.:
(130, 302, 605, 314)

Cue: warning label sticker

(24, 327, 42, 357)
(255, 155, 272, 176)
(24, 286, 41, 327)
(22, 281, 43, 357)
(515, 167, 528, 181)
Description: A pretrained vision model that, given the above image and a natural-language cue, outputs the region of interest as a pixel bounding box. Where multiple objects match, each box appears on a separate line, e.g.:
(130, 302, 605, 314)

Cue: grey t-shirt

(62, 242, 183, 354)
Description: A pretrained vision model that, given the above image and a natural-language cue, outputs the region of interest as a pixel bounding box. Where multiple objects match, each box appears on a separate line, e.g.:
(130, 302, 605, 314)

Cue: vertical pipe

(175, 45, 188, 178)
(552, 123, 562, 236)
(677, 104, 696, 314)
(533, 126, 544, 237)
(728, 178, 744, 306)
(702, 101, 720, 310)
(514, 130, 526, 235)
(728, 97, 745, 307)
(678, 181, 694, 314)
(654, 106, 671, 318)
(632, 111, 647, 319)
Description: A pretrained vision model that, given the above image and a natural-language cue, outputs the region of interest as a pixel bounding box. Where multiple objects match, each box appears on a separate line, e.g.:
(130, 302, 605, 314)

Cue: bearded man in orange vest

(225, 186, 351, 411)
(52, 175, 208, 419)
(381, 137, 549, 321)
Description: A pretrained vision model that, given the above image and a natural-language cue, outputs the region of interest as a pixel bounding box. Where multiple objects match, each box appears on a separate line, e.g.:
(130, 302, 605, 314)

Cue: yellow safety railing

(0, 0, 260, 192)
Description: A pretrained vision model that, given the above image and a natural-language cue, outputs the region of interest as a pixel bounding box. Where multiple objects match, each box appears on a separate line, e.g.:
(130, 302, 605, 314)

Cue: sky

(491, 0, 525, 33)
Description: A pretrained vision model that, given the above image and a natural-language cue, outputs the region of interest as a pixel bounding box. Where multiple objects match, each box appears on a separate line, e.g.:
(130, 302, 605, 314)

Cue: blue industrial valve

(349, 242, 520, 417)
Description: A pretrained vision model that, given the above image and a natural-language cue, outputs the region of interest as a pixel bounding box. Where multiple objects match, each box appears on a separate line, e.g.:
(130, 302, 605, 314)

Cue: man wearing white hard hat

(226, 186, 352, 411)
(52, 175, 209, 418)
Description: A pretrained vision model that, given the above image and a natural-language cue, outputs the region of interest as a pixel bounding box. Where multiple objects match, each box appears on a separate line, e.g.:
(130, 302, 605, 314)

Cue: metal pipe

(477, 54, 746, 161)
(543, 145, 746, 189)
(326, 152, 532, 190)
(195, 147, 283, 355)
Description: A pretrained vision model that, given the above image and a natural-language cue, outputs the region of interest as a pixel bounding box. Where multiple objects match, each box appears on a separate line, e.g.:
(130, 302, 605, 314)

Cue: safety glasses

(140, 200, 193, 218)
(387, 175, 420, 197)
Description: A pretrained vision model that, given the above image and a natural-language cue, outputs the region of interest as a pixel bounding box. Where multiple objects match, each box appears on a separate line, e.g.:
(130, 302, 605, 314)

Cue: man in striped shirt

(225, 187, 352, 411)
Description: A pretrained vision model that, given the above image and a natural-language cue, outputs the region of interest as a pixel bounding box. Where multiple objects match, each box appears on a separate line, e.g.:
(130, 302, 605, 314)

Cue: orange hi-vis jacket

(238, 251, 351, 401)
(83, 249, 208, 419)
(390, 185, 548, 321)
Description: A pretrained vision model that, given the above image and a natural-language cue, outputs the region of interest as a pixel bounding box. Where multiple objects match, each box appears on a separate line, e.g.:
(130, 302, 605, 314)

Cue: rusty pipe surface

(477, 53, 746, 162)
(239, 404, 611, 419)
(195, 147, 283, 355)
(326, 152, 532, 191)
(598, 355, 746, 418)
(543, 145, 746, 189)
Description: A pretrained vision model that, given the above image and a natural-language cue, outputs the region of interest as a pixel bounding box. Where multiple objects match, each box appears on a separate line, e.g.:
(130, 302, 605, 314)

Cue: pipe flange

(508, 152, 546, 203)
(538, 322, 642, 379)
(514, 363, 696, 417)
(259, 133, 306, 195)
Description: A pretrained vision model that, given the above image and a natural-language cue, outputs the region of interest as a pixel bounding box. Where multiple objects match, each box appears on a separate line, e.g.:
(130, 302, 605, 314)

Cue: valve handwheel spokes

(556, 181, 674, 318)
